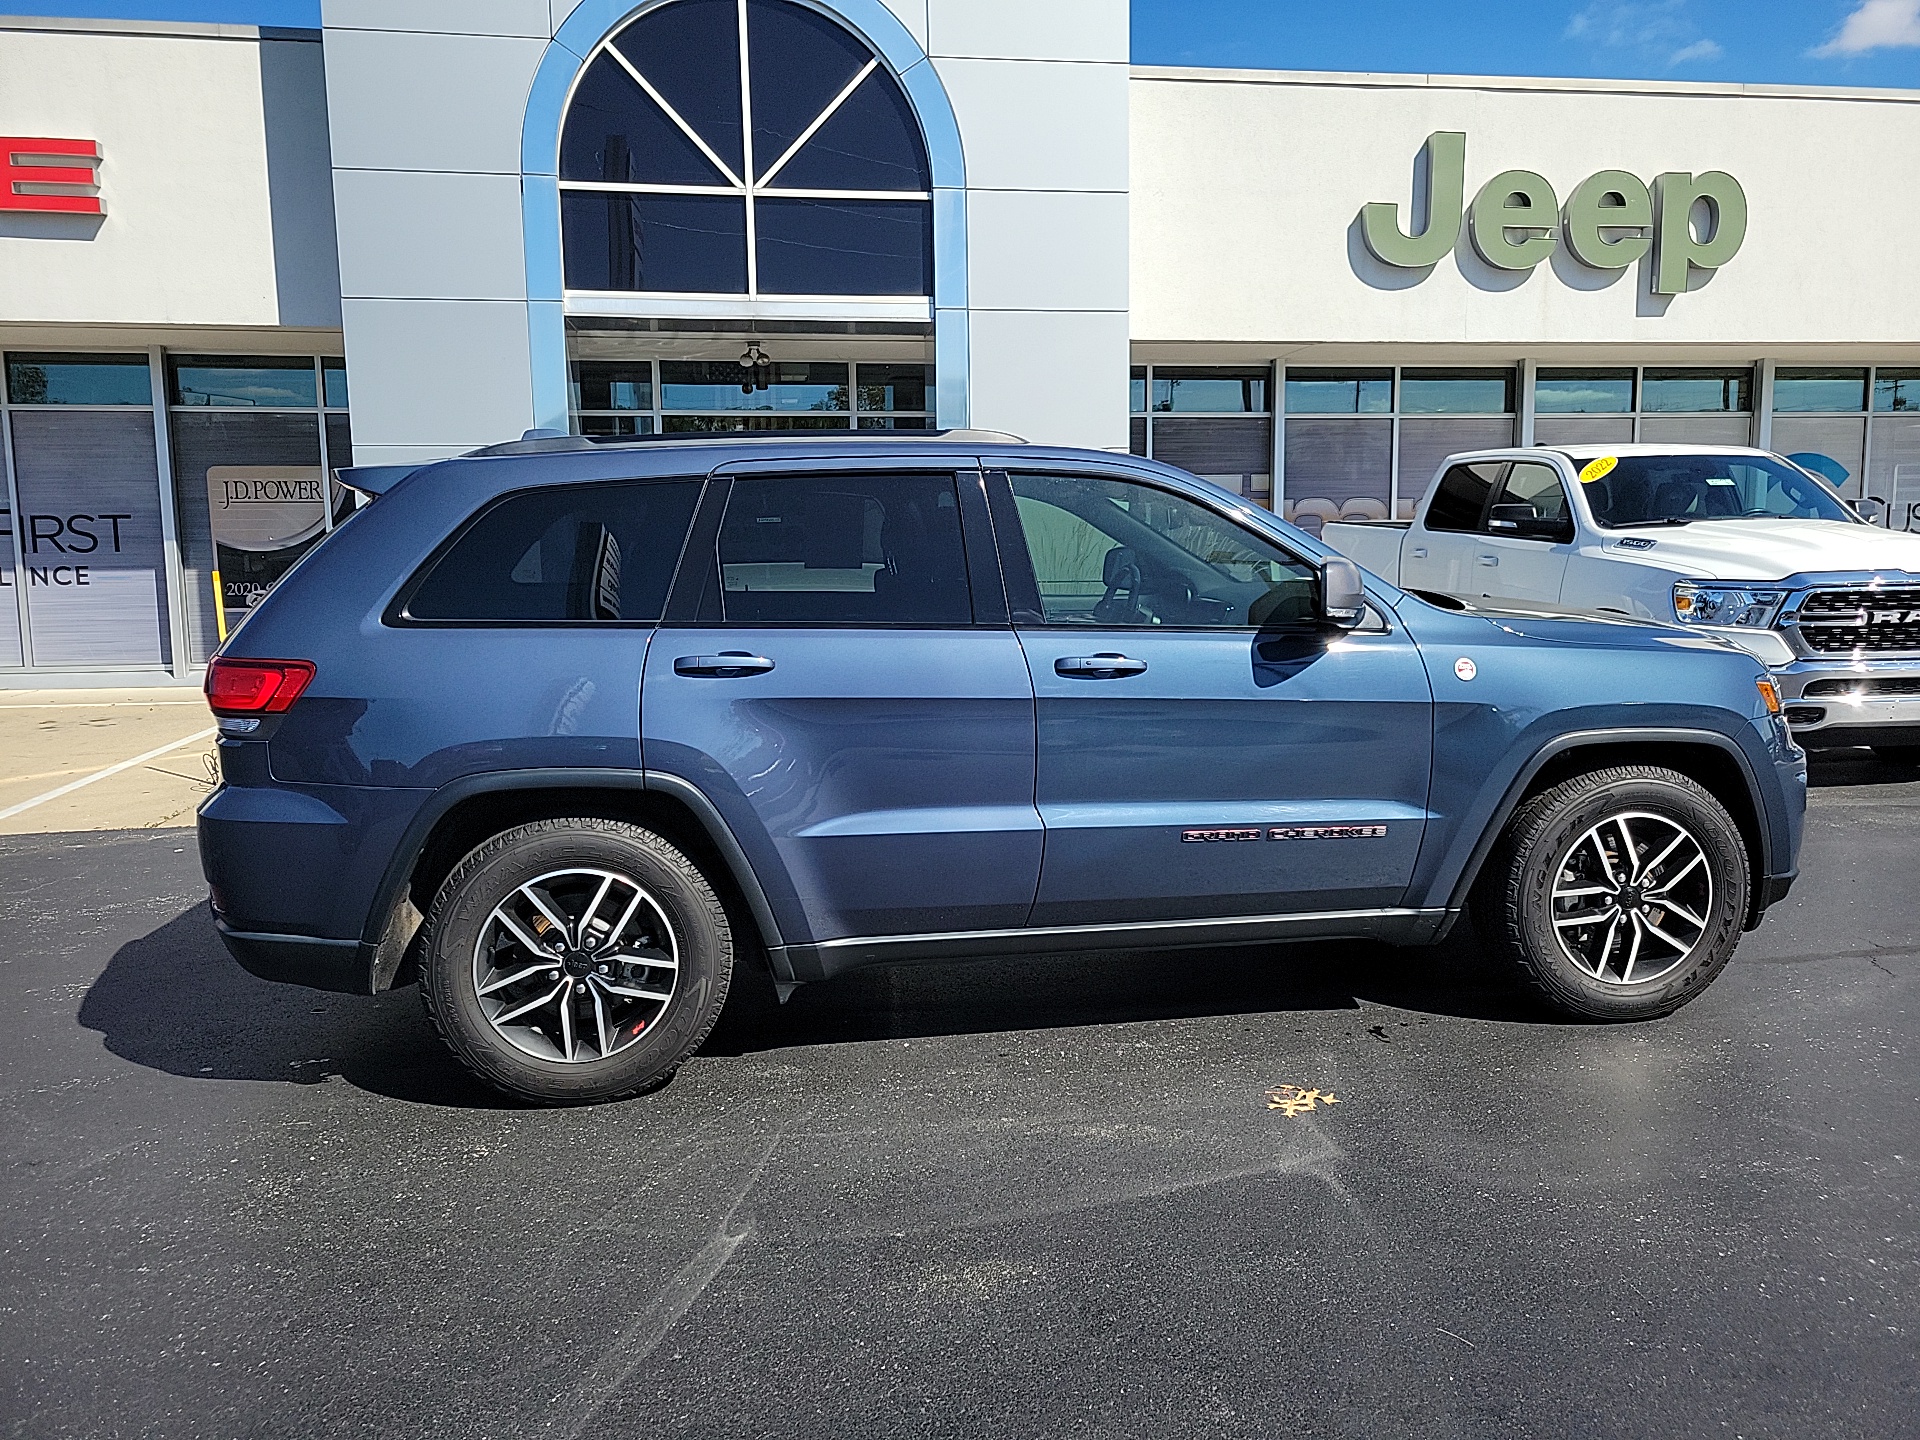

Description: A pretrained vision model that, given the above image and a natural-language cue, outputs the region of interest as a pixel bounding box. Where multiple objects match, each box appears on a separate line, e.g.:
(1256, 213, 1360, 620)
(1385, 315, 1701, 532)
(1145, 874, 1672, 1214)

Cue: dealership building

(2, 1, 1919, 684)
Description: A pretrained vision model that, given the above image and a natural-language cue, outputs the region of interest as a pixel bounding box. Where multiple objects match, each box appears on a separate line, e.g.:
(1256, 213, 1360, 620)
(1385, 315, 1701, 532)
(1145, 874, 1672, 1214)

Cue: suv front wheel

(1476, 765, 1750, 1021)
(420, 818, 733, 1104)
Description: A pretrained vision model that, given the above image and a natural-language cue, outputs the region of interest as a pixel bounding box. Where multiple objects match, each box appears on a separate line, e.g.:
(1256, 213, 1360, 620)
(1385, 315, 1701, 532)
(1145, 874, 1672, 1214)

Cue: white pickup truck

(1324, 443, 1920, 759)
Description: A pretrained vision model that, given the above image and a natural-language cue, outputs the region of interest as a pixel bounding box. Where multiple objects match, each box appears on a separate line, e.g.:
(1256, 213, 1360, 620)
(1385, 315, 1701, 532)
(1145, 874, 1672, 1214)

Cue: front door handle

(1409, 546, 1428, 559)
(674, 653, 775, 678)
(1055, 653, 1147, 679)
(1476, 554, 1500, 567)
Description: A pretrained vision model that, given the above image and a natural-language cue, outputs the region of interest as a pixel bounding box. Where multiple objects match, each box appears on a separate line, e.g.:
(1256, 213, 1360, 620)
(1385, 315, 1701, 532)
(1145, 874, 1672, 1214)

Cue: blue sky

(7, 0, 1920, 89)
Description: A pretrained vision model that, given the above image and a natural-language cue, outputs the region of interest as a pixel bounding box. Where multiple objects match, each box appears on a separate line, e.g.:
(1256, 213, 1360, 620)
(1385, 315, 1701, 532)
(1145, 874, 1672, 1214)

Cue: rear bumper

(215, 917, 369, 994)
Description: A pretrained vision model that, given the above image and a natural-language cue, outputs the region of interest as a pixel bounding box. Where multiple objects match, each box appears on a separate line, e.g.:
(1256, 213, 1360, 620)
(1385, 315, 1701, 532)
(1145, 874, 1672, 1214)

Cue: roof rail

(458, 427, 1027, 458)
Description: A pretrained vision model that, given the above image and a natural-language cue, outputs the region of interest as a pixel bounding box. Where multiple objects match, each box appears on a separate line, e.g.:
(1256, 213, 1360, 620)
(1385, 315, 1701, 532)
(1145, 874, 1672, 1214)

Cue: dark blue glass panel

(562, 192, 748, 293)
(4, 353, 151, 406)
(746, 0, 871, 181)
(775, 68, 928, 192)
(322, 357, 347, 408)
(755, 198, 931, 295)
(611, 0, 743, 179)
(560, 51, 725, 185)
(170, 355, 317, 408)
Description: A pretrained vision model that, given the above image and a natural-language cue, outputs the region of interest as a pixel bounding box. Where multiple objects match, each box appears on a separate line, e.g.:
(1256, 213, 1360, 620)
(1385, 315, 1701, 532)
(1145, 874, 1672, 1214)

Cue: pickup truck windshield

(1581, 454, 1855, 528)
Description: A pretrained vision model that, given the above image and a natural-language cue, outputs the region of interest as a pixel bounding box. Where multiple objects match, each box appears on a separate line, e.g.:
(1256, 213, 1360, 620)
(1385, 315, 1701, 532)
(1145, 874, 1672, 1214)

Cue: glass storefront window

(575, 414, 655, 437)
(659, 360, 848, 414)
(567, 357, 930, 435)
(322, 357, 349, 409)
(856, 364, 930, 413)
(1874, 370, 1920, 412)
(572, 361, 653, 413)
(662, 413, 850, 432)
(1151, 368, 1268, 413)
(5, 353, 152, 406)
(1285, 370, 1392, 415)
(1535, 369, 1633, 414)
(1774, 368, 1867, 413)
(1130, 367, 1147, 415)
(170, 355, 319, 409)
(1399, 369, 1515, 415)
(1641, 368, 1751, 413)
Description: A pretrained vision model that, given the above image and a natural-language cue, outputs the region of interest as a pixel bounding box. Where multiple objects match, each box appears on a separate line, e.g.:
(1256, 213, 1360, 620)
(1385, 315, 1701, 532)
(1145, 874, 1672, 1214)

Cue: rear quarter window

(405, 479, 702, 622)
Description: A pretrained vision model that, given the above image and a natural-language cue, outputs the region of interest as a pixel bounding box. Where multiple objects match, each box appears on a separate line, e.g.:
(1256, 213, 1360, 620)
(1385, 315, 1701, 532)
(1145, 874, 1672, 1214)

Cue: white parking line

(0, 729, 218, 823)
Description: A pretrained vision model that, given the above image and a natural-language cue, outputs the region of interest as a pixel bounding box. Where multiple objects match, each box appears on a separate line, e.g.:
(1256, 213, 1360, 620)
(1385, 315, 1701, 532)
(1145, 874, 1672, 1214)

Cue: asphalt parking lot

(2, 753, 1916, 1440)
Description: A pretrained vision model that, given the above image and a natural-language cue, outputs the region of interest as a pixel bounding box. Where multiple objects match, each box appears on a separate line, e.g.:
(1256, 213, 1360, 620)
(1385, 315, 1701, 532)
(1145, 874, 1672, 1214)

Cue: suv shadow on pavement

(79, 905, 1550, 1109)
(78, 907, 515, 1109)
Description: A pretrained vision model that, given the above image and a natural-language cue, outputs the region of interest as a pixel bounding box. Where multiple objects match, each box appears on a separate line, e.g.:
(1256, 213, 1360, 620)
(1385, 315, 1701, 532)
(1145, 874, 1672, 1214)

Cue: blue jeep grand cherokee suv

(199, 433, 1805, 1104)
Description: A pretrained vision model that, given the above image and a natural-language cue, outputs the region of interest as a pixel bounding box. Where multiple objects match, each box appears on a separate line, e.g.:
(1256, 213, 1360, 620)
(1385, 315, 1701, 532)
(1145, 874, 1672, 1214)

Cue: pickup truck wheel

(419, 818, 732, 1105)
(1477, 766, 1749, 1021)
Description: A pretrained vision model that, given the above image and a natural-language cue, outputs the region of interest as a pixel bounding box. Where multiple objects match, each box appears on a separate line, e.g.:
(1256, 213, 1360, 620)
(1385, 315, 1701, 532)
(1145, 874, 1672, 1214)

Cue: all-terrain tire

(419, 818, 732, 1104)
(1473, 765, 1749, 1021)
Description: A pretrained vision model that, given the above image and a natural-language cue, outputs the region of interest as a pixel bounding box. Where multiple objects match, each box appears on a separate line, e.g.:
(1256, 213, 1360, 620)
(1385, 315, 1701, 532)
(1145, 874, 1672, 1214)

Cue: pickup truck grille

(1795, 587, 1920, 654)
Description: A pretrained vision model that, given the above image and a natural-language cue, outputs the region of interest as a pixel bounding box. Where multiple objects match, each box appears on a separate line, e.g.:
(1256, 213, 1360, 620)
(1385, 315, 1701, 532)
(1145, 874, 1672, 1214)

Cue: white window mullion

(603, 43, 745, 190)
(758, 58, 877, 188)
(738, 0, 758, 300)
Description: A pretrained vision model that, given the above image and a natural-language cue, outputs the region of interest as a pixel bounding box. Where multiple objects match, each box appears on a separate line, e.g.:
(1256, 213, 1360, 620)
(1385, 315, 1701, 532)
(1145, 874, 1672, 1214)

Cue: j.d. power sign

(1360, 131, 1745, 294)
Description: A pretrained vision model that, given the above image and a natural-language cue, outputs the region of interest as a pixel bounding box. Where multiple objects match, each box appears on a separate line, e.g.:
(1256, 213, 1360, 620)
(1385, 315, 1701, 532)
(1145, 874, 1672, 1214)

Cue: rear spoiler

(333, 463, 424, 500)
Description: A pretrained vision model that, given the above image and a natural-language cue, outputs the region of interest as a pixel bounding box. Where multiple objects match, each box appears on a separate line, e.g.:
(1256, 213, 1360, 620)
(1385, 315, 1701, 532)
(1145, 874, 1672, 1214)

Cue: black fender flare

(357, 767, 787, 990)
(1436, 725, 1781, 919)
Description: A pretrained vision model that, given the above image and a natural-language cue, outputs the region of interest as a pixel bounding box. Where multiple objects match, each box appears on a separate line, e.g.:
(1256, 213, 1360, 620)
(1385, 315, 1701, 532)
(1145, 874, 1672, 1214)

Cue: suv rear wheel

(1476, 765, 1749, 1021)
(420, 818, 732, 1104)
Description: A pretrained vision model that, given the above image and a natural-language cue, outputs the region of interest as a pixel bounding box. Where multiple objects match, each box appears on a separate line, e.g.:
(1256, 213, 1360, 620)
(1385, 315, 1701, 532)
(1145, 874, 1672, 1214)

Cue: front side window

(717, 473, 971, 625)
(1580, 455, 1854, 528)
(559, 0, 932, 298)
(1008, 473, 1315, 628)
(1494, 463, 1569, 520)
(1425, 461, 1505, 532)
(407, 480, 702, 622)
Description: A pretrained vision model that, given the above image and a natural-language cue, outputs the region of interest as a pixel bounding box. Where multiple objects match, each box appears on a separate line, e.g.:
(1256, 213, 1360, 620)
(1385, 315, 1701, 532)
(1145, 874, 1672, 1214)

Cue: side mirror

(1319, 557, 1367, 629)
(1853, 496, 1888, 526)
(1487, 503, 1575, 542)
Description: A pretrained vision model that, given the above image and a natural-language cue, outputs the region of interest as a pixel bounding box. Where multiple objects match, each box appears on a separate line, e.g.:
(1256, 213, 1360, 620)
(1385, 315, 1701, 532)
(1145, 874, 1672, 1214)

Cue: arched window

(560, 0, 933, 300)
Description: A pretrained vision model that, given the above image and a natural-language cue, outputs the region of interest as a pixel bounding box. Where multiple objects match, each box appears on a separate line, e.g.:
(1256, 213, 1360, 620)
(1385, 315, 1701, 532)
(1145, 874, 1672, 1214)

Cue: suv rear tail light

(206, 657, 316, 716)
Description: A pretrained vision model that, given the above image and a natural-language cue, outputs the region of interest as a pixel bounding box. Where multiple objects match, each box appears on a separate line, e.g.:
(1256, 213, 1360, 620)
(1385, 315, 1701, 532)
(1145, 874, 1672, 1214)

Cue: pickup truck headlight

(1672, 582, 1786, 629)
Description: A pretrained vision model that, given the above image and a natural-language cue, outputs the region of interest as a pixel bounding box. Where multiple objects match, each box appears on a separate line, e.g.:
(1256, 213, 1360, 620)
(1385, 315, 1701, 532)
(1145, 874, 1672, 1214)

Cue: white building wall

(0, 21, 341, 332)
(322, 0, 1132, 461)
(933, 0, 1130, 448)
(320, 3, 550, 466)
(1131, 70, 1920, 354)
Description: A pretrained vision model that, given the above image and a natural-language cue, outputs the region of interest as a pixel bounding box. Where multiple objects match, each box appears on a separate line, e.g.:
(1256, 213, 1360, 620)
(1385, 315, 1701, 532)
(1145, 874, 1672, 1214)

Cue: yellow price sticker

(1579, 455, 1619, 484)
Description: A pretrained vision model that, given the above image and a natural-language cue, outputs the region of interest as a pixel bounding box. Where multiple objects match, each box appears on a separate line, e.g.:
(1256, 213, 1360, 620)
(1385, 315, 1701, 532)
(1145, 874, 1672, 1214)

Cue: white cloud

(1668, 38, 1724, 63)
(1566, 1, 1723, 66)
(1813, 0, 1920, 56)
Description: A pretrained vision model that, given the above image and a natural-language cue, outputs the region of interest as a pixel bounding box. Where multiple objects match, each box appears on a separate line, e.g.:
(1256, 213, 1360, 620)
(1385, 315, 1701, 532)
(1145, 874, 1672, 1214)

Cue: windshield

(1577, 454, 1855, 528)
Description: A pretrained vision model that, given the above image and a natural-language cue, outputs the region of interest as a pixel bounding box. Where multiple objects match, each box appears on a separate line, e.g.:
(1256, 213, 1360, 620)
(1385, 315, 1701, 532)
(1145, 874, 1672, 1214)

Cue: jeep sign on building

(1, 4, 1919, 683)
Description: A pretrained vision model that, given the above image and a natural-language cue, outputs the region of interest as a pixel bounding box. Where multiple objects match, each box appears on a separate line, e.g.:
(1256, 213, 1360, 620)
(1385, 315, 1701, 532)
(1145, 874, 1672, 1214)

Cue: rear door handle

(1055, 654, 1147, 679)
(1409, 546, 1428, 559)
(674, 653, 775, 678)
(1476, 554, 1499, 567)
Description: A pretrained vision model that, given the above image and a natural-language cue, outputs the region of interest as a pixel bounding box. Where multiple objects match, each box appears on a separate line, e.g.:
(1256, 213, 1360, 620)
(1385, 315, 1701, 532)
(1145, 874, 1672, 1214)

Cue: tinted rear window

(717, 472, 971, 625)
(1425, 461, 1505, 532)
(407, 479, 701, 622)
